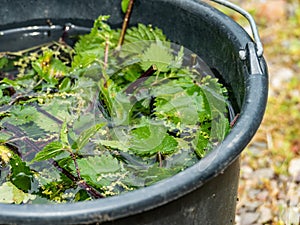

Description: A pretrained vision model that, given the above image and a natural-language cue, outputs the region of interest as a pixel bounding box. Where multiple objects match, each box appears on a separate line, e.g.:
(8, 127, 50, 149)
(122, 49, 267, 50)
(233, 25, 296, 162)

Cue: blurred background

(217, 0, 300, 224)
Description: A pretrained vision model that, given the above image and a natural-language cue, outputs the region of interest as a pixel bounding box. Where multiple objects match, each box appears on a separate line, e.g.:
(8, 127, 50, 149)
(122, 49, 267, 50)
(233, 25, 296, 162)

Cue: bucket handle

(208, 0, 263, 59)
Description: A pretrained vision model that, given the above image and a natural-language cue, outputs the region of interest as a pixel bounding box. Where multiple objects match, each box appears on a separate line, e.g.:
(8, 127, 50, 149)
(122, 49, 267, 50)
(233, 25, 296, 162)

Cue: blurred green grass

(241, 0, 300, 176)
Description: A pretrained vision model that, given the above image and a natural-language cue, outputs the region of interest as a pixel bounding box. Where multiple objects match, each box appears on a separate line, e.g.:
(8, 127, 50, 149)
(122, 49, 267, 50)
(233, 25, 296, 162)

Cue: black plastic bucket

(0, 0, 268, 224)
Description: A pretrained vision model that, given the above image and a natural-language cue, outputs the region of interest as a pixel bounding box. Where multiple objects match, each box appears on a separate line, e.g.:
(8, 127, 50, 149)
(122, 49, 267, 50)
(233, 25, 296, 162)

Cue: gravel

(236, 149, 300, 225)
(288, 158, 300, 182)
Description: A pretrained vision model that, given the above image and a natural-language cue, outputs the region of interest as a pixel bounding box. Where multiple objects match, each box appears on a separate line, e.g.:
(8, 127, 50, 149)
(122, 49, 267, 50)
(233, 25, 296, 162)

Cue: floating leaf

(0, 132, 12, 143)
(60, 121, 69, 146)
(193, 132, 210, 158)
(121, 0, 130, 13)
(32, 141, 64, 162)
(124, 24, 167, 43)
(141, 165, 181, 186)
(59, 77, 72, 92)
(10, 154, 33, 192)
(0, 57, 9, 69)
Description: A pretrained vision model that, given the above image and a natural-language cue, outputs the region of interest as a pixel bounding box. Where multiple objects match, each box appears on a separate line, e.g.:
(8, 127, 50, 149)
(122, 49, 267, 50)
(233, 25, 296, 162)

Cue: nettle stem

(104, 37, 110, 70)
(117, 0, 135, 49)
(69, 151, 81, 180)
(157, 152, 163, 167)
(51, 159, 104, 199)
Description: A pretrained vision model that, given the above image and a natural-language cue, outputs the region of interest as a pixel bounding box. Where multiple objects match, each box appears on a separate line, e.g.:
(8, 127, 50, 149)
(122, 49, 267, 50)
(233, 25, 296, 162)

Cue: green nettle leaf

(76, 123, 106, 151)
(141, 165, 181, 186)
(155, 92, 199, 125)
(0, 57, 9, 69)
(200, 79, 230, 141)
(172, 46, 184, 68)
(211, 113, 230, 141)
(193, 132, 210, 158)
(72, 50, 104, 70)
(38, 179, 75, 203)
(129, 121, 178, 156)
(0, 132, 12, 143)
(32, 51, 68, 85)
(59, 77, 72, 92)
(10, 155, 33, 192)
(124, 24, 167, 43)
(98, 140, 129, 152)
(121, 0, 130, 13)
(0, 182, 36, 204)
(0, 77, 20, 88)
(2, 106, 38, 126)
(152, 79, 206, 125)
(32, 141, 64, 162)
(34, 112, 61, 133)
(140, 43, 173, 72)
(60, 121, 69, 146)
(75, 155, 121, 182)
(39, 96, 78, 123)
(72, 15, 119, 70)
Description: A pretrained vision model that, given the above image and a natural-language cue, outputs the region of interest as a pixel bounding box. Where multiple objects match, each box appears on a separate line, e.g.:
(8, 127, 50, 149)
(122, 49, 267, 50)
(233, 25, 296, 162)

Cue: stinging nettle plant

(0, 0, 231, 204)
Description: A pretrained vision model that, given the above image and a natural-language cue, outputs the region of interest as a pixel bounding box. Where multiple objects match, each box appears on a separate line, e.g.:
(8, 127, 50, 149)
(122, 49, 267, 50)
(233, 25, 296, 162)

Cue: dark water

(0, 20, 91, 52)
(0, 20, 233, 203)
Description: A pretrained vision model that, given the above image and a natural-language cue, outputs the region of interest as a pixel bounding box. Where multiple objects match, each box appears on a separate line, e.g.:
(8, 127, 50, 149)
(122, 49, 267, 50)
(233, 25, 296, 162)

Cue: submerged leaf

(76, 123, 106, 151)
(0, 182, 36, 204)
(33, 112, 61, 133)
(1, 106, 38, 126)
(140, 43, 173, 72)
(141, 164, 181, 186)
(75, 155, 121, 183)
(129, 120, 178, 156)
(98, 140, 129, 152)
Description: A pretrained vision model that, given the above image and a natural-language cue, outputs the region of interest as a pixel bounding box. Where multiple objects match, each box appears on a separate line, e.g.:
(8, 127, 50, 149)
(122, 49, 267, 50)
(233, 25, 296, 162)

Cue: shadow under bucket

(0, 0, 268, 224)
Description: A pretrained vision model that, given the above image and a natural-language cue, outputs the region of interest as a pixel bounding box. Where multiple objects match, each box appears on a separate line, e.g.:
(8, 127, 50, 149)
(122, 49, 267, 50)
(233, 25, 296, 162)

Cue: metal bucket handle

(208, 0, 263, 59)
(208, 0, 264, 75)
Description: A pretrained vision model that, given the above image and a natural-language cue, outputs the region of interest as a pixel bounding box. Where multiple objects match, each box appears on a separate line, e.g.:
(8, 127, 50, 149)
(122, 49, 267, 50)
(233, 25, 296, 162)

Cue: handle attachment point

(207, 0, 263, 58)
(246, 42, 263, 75)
